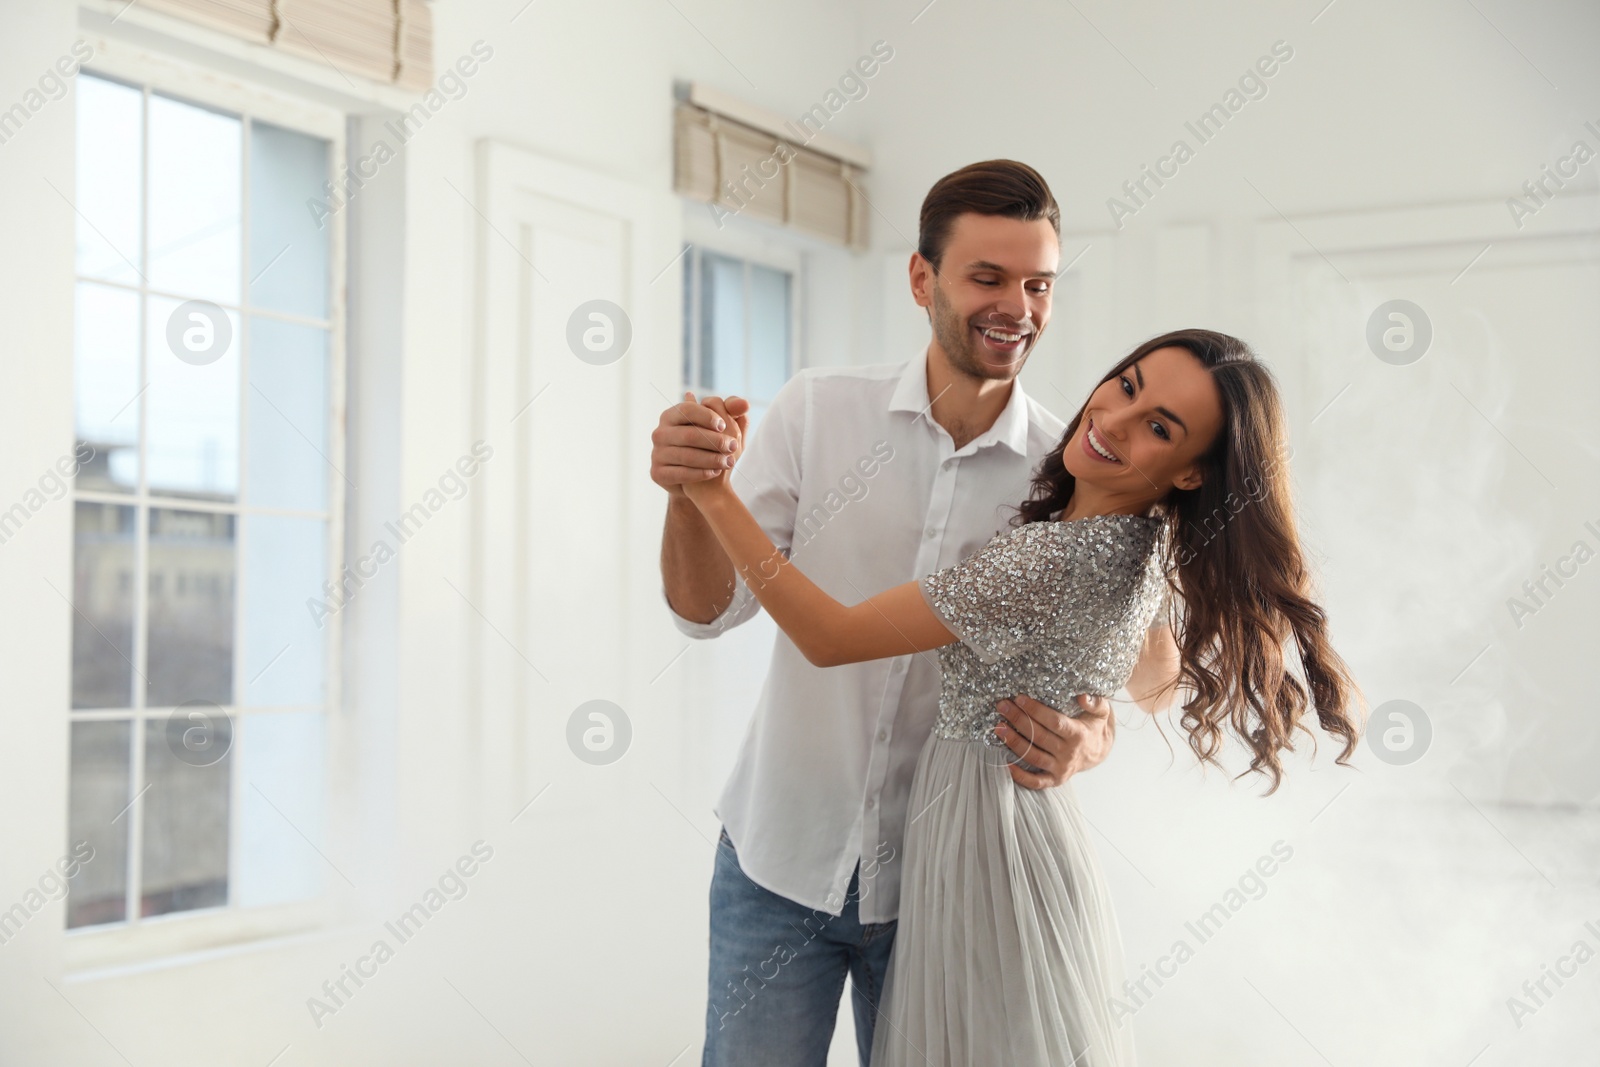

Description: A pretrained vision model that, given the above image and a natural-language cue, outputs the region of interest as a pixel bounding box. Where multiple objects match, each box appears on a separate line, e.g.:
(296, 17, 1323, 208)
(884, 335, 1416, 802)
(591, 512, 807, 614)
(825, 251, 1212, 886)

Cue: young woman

(682, 328, 1365, 1066)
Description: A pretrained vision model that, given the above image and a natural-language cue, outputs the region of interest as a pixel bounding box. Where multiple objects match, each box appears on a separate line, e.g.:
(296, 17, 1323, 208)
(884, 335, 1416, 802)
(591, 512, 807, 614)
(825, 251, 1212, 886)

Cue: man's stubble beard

(928, 276, 1030, 384)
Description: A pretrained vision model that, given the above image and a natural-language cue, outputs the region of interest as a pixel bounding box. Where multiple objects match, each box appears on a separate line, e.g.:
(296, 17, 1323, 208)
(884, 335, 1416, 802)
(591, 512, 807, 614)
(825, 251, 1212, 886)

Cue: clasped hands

(674, 392, 747, 505)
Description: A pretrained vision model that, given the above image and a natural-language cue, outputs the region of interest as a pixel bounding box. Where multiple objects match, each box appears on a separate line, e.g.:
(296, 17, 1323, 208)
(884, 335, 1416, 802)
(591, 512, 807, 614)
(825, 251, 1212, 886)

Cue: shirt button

(877, 729, 888, 741)
(866, 798, 876, 809)
(924, 527, 937, 540)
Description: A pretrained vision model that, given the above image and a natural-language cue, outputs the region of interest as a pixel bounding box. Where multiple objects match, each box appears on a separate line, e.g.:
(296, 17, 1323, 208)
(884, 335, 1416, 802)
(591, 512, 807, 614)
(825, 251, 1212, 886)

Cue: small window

(681, 245, 796, 428)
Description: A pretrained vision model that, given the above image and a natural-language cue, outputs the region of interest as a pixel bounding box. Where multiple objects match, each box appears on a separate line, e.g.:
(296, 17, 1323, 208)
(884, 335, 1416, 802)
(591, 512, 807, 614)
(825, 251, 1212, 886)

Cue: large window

(67, 69, 343, 934)
(681, 244, 797, 428)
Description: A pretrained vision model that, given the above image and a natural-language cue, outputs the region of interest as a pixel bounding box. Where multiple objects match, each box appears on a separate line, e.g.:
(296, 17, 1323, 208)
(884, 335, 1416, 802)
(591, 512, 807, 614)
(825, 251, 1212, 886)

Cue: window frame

(65, 34, 352, 972)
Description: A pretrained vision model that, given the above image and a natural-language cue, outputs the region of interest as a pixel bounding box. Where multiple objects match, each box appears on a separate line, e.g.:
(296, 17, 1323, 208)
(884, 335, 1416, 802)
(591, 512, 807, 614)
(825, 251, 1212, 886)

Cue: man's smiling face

(912, 211, 1060, 382)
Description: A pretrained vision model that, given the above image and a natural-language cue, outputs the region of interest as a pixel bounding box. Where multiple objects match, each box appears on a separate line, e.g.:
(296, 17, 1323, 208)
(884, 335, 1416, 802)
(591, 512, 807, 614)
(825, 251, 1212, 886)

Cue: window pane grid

(69, 703, 326, 720)
(73, 276, 335, 331)
(72, 489, 331, 522)
(69, 71, 340, 933)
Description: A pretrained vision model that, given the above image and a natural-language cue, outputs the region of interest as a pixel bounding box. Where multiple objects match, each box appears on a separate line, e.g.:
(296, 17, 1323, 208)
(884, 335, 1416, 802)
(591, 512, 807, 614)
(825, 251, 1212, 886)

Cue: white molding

(1250, 189, 1600, 377)
(63, 917, 362, 985)
(1254, 191, 1599, 257)
(63, 897, 330, 974)
(78, 33, 345, 139)
(682, 208, 807, 273)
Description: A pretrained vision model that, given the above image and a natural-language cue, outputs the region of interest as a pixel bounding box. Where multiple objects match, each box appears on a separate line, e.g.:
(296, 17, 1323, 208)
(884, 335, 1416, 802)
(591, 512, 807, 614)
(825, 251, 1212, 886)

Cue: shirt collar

(888, 352, 1033, 457)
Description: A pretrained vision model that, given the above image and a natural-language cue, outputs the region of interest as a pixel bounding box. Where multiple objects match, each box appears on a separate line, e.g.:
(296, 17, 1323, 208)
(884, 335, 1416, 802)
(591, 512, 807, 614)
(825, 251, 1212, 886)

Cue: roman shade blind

(674, 84, 870, 250)
(139, 0, 435, 90)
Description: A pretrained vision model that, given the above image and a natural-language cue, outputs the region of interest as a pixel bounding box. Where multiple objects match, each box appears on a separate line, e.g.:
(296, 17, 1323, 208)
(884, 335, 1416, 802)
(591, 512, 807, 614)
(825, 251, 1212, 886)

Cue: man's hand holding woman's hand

(650, 391, 746, 505)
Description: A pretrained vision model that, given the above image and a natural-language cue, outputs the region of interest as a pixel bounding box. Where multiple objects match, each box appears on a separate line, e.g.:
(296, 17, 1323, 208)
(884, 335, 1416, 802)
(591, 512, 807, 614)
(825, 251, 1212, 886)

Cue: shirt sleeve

(917, 524, 1069, 666)
(663, 375, 806, 640)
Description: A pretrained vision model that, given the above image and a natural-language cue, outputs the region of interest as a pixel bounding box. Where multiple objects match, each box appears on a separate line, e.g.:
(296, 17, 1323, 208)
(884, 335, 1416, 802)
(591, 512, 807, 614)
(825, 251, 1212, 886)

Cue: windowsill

(62, 896, 347, 980)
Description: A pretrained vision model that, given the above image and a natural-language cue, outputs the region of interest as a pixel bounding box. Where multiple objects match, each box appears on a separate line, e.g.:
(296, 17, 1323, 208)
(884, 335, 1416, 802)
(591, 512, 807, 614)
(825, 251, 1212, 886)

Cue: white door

(469, 141, 685, 820)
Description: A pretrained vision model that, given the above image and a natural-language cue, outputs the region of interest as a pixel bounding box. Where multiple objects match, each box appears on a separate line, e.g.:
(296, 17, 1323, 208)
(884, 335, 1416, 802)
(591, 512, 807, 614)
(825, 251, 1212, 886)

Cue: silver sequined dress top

(918, 513, 1169, 748)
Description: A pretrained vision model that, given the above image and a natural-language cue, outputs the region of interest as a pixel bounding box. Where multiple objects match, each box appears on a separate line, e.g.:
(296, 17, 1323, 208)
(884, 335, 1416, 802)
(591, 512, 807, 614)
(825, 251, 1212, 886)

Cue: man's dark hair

(916, 160, 1060, 270)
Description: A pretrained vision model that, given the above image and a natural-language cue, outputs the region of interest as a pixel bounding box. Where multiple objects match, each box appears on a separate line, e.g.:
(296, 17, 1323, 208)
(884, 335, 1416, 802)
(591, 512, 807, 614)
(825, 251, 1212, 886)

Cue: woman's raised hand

(680, 392, 746, 503)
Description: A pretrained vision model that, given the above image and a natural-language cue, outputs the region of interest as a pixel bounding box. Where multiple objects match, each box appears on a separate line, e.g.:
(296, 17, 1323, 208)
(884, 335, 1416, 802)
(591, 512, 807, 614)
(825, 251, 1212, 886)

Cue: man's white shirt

(663, 354, 1074, 924)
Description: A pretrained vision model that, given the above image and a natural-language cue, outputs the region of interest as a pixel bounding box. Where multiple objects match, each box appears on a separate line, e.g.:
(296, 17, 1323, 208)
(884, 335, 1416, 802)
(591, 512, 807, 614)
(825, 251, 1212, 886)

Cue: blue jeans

(703, 825, 898, 1067)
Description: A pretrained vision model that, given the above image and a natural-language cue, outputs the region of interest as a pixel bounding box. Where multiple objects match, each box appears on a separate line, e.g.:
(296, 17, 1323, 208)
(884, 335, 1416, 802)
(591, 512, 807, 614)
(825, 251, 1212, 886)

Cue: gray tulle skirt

(869, 735, 1136, 1067)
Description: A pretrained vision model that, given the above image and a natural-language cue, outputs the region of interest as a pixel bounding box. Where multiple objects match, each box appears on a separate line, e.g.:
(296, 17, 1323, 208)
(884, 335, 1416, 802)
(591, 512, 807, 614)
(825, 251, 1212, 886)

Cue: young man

(653, 160, 1168, 1066)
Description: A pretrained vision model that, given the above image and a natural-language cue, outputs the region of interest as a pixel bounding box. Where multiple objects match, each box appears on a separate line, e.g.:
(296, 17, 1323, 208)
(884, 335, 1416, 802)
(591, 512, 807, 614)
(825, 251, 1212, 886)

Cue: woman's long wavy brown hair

(1008, 328, 1365, 794)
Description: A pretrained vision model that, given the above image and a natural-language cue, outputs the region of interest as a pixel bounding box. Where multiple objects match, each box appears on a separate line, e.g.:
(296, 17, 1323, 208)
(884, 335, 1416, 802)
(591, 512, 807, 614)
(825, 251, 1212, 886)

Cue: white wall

(0, 4, 82, 1066)
(1, 0, 1596, 1064)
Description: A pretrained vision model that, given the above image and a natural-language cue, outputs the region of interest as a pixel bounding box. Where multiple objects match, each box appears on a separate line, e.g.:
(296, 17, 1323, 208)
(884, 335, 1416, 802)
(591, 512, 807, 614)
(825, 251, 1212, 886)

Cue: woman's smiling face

(1061, 345, 1225, 506)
